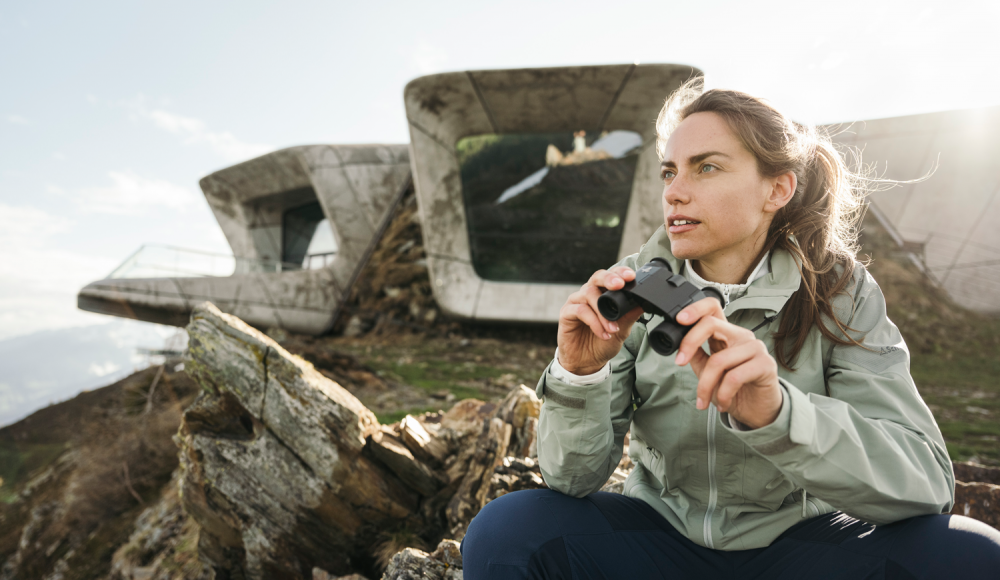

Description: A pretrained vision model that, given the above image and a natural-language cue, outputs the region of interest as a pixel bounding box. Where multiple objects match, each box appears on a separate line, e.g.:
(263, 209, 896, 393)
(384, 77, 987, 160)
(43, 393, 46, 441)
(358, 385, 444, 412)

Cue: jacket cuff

(720, 378, 816, 455)
(550, 348, 612, 386)
(535, 358, 611, 411)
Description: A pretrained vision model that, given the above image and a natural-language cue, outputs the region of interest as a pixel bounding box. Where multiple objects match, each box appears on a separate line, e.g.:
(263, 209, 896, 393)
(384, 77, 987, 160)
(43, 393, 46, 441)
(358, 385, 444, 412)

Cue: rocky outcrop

(178, 302, 542, 579)
(955, 461, 1000, 486)
(953, 462, 1000, 529)
(381, 540, 463, 580)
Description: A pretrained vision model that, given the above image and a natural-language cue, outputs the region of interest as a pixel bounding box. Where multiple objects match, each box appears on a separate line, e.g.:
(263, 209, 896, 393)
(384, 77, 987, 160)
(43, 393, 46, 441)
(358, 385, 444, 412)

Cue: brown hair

(656, 78, 871, 369)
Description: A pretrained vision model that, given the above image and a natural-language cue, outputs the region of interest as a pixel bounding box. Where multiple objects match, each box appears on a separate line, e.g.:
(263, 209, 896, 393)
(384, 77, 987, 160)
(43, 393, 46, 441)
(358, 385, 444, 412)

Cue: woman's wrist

(553, 349, 610, 382)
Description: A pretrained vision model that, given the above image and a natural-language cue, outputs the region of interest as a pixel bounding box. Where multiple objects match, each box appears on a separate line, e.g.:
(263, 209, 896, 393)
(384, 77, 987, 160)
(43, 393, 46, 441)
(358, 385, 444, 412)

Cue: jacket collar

(640, 226, 802, 318)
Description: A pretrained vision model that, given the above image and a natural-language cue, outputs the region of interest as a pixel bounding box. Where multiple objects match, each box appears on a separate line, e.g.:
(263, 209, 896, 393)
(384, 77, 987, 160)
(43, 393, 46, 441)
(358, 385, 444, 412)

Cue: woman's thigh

(460, 489, 734, 580)
(746, 512, 1000, 580)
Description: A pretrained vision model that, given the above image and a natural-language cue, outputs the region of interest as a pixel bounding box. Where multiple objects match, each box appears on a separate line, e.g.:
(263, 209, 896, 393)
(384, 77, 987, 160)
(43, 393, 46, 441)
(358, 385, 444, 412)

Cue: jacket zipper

(703, 403, 718, 549)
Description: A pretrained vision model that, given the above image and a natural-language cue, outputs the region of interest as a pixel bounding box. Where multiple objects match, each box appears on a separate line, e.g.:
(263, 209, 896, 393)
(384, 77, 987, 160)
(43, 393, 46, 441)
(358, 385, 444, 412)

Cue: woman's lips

(668, 222, 699, 234)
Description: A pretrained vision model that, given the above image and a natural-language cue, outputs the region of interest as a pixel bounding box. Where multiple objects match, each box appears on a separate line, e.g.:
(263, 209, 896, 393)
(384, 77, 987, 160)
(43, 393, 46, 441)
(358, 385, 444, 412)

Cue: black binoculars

(597, 258, 723, 356)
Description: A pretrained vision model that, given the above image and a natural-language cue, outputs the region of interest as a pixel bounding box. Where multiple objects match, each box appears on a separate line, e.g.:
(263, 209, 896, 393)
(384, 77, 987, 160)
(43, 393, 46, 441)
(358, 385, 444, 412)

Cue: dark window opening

(458, 130, 642, 284)
(282, 202, 337, 269)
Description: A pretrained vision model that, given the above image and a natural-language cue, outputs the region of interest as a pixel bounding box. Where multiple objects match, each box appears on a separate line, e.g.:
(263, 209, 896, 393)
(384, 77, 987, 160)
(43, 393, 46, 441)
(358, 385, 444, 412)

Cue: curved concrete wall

(78, 144, 411, 334)
(404, 63, 701, 323)
(830, 106, 1000, 312)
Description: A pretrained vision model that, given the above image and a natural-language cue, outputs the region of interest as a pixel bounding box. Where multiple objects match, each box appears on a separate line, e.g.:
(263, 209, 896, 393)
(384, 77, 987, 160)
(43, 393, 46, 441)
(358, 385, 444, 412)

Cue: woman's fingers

(693, 340, 762, 410)
(594, 266, 636, 291)
(714, 355, 773, 412)
(676, 296, 725, 325)
(562, 299, 611, 340)
(675, 311, 754, 366)
(563, 266, 638, 339)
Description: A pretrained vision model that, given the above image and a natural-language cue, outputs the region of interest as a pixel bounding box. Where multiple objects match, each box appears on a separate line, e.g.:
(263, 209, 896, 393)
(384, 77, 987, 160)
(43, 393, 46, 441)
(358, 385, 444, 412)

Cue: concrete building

(78, 144, 411, 334)
(831, 106, 1000, 312)
(405, 63, 701, 323)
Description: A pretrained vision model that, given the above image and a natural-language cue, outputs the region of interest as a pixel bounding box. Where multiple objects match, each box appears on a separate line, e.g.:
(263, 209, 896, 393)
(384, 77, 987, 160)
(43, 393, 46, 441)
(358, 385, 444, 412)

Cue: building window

(282, 202, 338, 269)
(458, 130, 642, 283)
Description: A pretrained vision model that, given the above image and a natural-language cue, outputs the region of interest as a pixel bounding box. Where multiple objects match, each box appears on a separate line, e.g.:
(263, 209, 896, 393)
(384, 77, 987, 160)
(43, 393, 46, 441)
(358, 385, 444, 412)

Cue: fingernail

(610, 322, 619, 332)
(603, 333, 610, 340)
(675, 352, 687, 365)
(678, 312, 689, 323)
(696, 397, 704, 410)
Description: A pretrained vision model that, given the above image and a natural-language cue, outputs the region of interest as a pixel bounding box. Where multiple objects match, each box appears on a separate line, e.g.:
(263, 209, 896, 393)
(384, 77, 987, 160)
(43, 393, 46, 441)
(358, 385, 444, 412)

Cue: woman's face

(660, 111, 776, 265)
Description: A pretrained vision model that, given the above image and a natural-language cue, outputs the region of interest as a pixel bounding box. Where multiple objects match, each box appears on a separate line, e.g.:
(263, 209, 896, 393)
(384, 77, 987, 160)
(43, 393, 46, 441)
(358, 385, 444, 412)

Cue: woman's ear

(765, 171, 796, 213)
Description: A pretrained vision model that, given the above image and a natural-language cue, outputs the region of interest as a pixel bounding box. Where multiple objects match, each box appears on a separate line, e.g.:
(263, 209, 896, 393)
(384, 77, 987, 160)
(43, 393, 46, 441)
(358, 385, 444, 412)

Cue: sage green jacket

(535, 227, 955, 551)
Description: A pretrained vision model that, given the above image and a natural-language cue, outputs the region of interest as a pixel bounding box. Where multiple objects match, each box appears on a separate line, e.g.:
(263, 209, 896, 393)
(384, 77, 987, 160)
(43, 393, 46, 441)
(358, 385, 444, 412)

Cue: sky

(1, 0, 1000, 422)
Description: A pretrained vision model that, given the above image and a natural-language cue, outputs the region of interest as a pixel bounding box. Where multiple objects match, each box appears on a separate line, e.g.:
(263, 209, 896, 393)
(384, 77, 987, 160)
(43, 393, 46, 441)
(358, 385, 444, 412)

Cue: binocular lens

(597, 291, 633, 322)
(649, 321, 688, 356)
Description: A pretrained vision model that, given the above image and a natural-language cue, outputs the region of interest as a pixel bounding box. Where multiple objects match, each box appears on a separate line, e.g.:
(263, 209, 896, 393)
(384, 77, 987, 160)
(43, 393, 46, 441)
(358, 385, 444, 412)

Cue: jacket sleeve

(534, 333, 637, 497)
(721, 266, 955, 524)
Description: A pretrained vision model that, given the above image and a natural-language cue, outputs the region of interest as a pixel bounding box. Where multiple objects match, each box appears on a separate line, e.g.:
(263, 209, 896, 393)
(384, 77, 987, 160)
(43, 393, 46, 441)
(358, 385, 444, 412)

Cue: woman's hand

(557, 267, 645, 376)
(674, 298, 783, 429)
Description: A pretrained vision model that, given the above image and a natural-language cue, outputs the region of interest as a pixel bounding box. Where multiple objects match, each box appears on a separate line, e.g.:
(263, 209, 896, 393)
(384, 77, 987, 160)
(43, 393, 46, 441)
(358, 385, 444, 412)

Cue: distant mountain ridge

(0, 319, 182, 427)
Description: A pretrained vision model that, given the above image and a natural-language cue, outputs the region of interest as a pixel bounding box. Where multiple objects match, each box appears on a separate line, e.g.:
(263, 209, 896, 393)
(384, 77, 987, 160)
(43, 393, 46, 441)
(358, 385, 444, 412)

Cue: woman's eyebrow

(661, 151, 732, 169)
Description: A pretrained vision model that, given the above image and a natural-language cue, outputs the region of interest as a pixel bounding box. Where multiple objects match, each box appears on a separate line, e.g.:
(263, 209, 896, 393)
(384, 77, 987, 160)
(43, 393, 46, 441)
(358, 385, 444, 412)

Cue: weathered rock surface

(954, 461, 1000, 486)
(179, 303, 418, 578)
(381, 540, 463, 580)
(953, 481, 1000, 528)
(178, 302, 543, 579)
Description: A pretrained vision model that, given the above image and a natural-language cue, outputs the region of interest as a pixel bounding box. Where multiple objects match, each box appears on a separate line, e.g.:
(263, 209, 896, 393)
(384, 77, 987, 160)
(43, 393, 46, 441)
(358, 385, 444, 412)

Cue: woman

(460, 80, 1000, 579)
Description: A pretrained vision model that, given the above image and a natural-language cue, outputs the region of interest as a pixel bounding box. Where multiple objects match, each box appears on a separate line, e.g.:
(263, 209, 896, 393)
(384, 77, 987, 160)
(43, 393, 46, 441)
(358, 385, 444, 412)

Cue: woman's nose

(663, 175, 691, 205)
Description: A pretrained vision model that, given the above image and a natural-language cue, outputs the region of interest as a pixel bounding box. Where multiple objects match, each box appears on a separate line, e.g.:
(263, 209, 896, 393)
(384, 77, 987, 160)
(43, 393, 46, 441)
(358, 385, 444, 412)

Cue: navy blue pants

(461, 490, 1000, 579)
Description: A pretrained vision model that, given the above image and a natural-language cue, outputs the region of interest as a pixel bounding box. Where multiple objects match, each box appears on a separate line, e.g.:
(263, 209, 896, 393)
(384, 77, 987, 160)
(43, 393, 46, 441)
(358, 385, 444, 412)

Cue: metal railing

(105, 245, 336, 279)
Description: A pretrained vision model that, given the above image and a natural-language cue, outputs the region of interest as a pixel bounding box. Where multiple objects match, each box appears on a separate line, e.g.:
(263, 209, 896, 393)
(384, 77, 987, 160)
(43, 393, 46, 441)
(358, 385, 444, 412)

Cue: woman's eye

(701, 164, 716, 173)
(662, 170, 675, 180)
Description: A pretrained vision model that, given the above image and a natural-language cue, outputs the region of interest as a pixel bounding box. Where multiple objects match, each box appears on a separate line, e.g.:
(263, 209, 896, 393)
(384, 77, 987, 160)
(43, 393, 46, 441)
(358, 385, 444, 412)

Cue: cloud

(77, 171, 199, 215)
(0, 204, 118, 341)
(123, 97, 272, 162)
(7, 114, 29, 125)
(0, 203, 73, 239)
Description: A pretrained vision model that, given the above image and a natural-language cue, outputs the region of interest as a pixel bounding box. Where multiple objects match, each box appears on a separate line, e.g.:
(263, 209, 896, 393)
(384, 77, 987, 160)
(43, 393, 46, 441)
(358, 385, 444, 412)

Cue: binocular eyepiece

(597, 258, 723, 356)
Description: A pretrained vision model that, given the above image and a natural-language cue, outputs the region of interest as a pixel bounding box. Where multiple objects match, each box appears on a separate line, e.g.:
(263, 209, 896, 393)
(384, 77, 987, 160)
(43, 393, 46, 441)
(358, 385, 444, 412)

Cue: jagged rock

(490, 385, 541, 458)
(399, 415, 450, 467)
(369, 427, 447, 497)
(177, 303, 547, 578)
(954, 461, 1000, 486)
(490, 457, 546, 498)
(179, 303, 420, 579)
(381, 540, 462, 580)
(953, 481, 1000, 529)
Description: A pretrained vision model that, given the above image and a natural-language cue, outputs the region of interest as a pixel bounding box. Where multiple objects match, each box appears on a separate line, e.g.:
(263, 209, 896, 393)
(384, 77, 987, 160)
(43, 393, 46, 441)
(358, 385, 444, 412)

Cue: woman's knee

(462, 488, 597, 578)
(886, 514, 1000, 577)
(462, 489, 559, 555)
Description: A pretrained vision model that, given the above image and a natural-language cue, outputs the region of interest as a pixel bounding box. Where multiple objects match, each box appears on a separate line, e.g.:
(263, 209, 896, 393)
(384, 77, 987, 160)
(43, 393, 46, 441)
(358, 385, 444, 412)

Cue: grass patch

(0, 443, 67, 503)
(366, 358, 511, 400)
(938, 421, 1000, 464)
